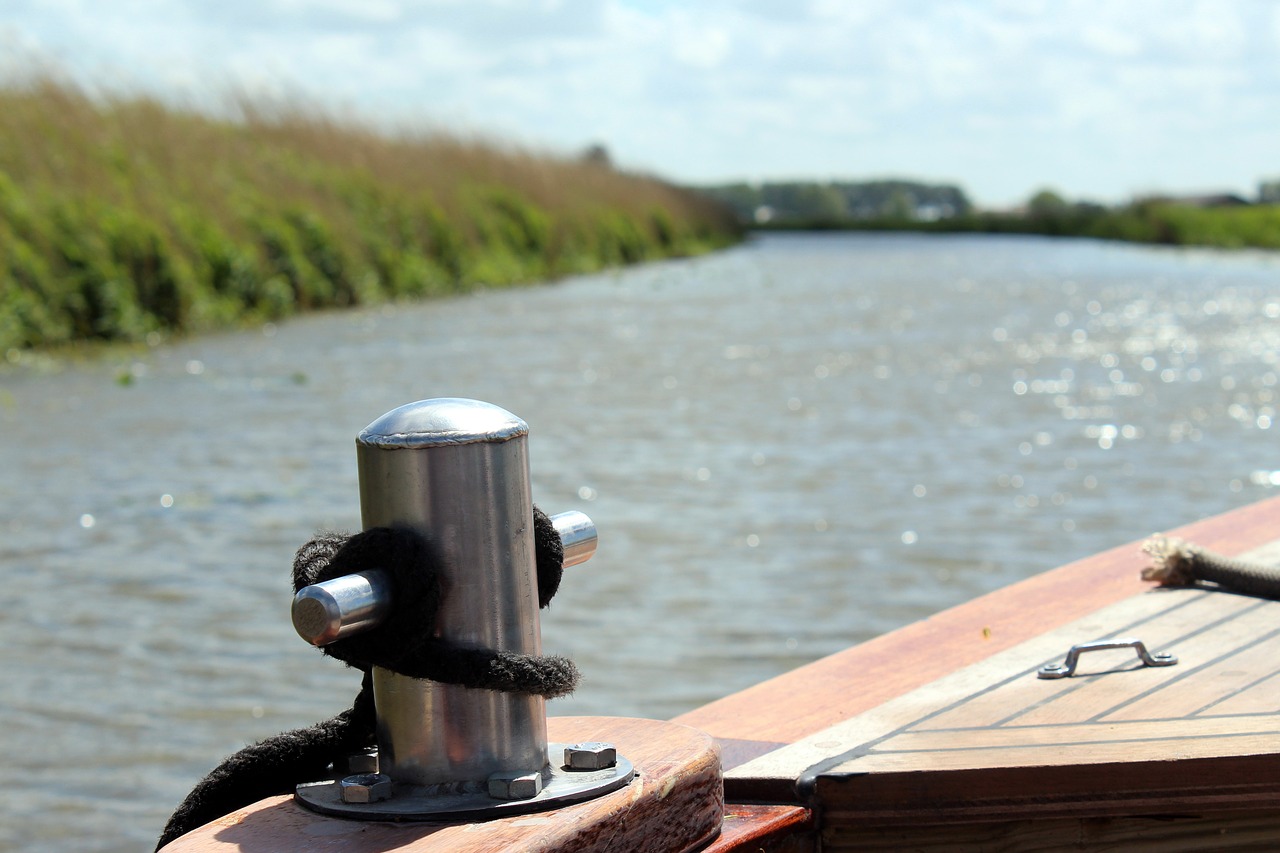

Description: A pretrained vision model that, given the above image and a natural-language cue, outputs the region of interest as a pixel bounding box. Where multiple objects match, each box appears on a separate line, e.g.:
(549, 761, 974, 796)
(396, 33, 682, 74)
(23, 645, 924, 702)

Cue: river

(3, 232, 1279, 850)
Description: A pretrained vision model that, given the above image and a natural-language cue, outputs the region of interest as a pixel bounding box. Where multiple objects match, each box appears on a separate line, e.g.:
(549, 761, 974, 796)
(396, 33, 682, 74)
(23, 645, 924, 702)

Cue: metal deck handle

(1037, 637, 1177, 679)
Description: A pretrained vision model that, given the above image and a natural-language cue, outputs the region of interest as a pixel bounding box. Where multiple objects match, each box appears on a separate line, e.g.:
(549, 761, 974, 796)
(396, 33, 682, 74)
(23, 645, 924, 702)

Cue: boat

(158, 398, 1280, 851)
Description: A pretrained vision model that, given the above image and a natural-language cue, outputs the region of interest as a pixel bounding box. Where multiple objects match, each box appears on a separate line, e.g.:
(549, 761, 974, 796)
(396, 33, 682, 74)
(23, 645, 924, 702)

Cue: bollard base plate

(294, 745, 634, 821)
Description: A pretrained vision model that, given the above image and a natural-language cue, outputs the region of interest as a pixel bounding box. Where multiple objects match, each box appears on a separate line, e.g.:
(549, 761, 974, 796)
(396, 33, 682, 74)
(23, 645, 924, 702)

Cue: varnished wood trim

(822, 807, 1280, 851)
(702, 804, 815, 853)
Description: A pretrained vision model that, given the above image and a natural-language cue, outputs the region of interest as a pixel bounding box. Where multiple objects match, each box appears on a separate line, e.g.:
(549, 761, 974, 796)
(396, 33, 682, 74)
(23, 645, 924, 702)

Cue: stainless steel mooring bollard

(360, 398, 546, 786)
(292, 398, 632, 821)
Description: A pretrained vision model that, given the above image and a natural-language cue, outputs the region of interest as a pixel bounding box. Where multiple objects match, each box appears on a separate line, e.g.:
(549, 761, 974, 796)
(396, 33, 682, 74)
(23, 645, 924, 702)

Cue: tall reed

(0, 78, 739, 351)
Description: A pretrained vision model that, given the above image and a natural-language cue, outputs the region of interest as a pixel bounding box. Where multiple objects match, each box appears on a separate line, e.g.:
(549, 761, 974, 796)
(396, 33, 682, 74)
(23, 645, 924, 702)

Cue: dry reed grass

(0, 76, 739, 350)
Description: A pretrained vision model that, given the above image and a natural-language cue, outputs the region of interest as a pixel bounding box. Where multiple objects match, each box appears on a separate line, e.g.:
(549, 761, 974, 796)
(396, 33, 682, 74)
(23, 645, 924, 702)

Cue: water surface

(3, 232, 1278, 850)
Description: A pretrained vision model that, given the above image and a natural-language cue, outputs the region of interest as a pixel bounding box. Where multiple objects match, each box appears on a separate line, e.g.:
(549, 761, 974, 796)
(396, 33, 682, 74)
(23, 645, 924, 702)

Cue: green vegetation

(702, 179, 1280, 251)
(0, 79, 740, 351)
(843, 197, 1280, 250)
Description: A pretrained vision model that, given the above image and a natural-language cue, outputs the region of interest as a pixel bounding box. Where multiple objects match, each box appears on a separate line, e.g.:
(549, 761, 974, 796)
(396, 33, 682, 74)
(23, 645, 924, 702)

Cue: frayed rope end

(1141, 535, 1199, 585)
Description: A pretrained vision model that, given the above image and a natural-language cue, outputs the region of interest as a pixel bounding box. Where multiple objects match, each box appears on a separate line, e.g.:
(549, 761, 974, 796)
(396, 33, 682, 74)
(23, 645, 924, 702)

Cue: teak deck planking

(674, 495, 1280, 782)
(730, 580, 1280, 807)
(698, 497, 1280, 850)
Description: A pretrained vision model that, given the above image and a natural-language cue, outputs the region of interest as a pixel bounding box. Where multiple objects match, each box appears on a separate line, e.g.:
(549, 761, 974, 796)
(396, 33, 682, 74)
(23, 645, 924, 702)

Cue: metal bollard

(294, 398, 631, 820)
(358, 398, 546, 786)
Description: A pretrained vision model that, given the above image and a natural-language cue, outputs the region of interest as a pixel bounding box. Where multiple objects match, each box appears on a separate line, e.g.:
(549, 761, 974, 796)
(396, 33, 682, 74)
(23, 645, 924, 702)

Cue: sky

(2, 0, 1278, 207)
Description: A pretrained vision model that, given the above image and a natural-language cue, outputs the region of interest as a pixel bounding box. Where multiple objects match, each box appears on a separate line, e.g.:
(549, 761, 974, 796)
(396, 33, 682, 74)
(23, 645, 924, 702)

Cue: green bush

(595, 212, 652, 265)
(0, 227, 67, 349)
(809, 200, 1280, 252)
(102, 210, 194, 329)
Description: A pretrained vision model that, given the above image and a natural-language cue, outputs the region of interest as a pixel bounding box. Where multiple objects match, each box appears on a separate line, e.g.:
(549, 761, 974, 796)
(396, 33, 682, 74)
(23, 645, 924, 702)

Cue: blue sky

(3, 0, 1277, 206)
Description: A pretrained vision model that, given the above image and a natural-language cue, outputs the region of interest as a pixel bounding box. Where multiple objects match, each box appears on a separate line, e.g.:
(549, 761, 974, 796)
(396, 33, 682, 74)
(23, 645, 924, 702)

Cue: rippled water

(3, 232, 1279, 850)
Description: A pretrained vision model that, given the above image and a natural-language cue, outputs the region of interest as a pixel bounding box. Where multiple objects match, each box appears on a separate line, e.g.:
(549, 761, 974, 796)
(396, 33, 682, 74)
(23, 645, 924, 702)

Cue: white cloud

(2, 0, 1276, 204)
(1078, 23, 1143, 58)
(669, 18, 731, 69)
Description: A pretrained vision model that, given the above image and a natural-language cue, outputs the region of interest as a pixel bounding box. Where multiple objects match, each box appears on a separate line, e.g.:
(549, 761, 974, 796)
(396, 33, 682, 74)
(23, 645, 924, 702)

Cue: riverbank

(0, 78, 741, 352)
(757, 202, 1280, 250)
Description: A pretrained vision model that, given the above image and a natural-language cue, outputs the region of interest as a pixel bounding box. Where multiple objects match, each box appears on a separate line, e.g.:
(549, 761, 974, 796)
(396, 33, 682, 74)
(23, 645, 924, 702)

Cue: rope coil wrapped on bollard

(155, 508, 577, 849)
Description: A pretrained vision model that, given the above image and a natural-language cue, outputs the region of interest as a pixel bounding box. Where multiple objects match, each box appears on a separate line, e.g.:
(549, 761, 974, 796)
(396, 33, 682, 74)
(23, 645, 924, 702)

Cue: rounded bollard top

(358, 398, 528, 449)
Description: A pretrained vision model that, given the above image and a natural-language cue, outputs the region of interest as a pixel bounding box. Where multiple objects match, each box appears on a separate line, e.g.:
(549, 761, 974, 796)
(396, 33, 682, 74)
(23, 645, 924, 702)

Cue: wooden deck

(675, 496, 1280, 771)
(676, 495, 1280, 850)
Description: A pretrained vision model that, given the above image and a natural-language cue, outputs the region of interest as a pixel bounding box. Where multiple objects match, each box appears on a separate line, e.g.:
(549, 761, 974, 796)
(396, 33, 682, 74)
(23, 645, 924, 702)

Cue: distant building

(915, 203, 955, 221)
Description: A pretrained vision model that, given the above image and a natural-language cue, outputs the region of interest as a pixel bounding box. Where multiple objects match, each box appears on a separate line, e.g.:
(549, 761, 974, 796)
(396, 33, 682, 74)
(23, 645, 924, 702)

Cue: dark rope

(155, 671, 376, 850)
(157, 507, 574, 849)
(292, 508, 577, 697)
(533, 504, 565, 608)
(1142, 535, 1280, 600)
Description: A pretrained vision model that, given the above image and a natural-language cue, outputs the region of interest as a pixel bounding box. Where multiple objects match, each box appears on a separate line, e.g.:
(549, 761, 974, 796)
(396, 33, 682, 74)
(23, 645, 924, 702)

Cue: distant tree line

(946, 186, 1280, 249)
(694, 179, 1280, 250)
(698, 179, 973, 226)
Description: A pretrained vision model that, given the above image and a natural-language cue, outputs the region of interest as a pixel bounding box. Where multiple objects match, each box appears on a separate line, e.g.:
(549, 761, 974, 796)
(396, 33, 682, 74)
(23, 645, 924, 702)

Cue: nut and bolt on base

(488, 770, 545, 801)
(296, 743, 634, 821)
(342, 750, 379, 775)
(340, 773, 393, 804)
(563, 742, 617, 771)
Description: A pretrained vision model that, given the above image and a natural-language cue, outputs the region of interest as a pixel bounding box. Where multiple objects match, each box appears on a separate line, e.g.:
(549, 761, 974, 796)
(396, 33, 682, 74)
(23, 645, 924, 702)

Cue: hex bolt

(563, 742, 617, 771)
(487, 769, 544, 801)
(339, 773, 393, 804)
(345, 750, 379, 775)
